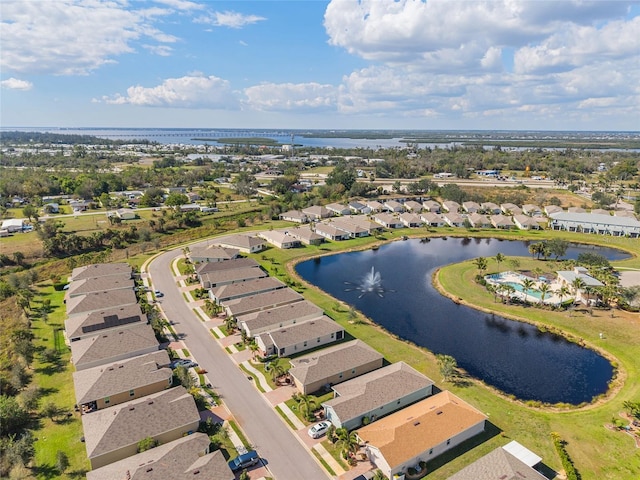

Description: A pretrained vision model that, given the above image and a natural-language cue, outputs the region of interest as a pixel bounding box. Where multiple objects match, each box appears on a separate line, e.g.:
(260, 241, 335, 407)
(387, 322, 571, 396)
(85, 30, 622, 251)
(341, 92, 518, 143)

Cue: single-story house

(467, 213, 492, 229)
(43, 203, 60, 214)
(86, 433, 233, 480)
(513, 214, 541, 230)
(258, 230, 301, 249)
(73, 350, 172, 412)
(349, 201, 372, 215)
(399, 212, 423, 228)
(314, 222, 350, 241)
(441, 201, 460, 213)
(186, 191, 201, 202)
(338, 215, 383, 234)
(69, 200, 90, 212)
(66, 289, 138, 318)
(443, 212, 465, 227)
(462, 201, 481, 214)
(64, 304, 145, 343)
(323, 362, 434, 431)
(82, 386, 200, 469)
(384, 200, 405, 213)
(289, 340, 384, 395)
(331, 218, 371, 238)
(420, 212, 445, 227)
(448, 441, 546, 480)
(279, 210, 308, 223)
(481, 202, 501, 215)
(501, 203, 522, 215)
(210, 277, 286, 303)
(188, 245, 240, 263)
(200, 266, 268, 289)
(357, 391, 487, 480)
(70, 263, 133, 282)
(544, 205, 563, 216)
(549, 211, 640, 237)
(490, 214, 515, 229)
(213, 234, 266, 254)
(238, 300, 323, 337)
(373, 213, 404, 229)
(70, 323, 158, 371)
(422, 200, 441, 213)
(195, 257, 258, 279)
(403, 200, 423, 212)
(1, 218, 24, 233)
(366, 201, 385, 212)
(326, 203, 351, 216)
(522, 204, 542, 216)
(256, 316, 345, 357)
(556, 267, 604, 304)
(224, 288, 304, 318)
(115, 208, 137, 220)
(302, 205, 331, 220)
(282, 225, 325, 245)
(65, 276, 134, 300)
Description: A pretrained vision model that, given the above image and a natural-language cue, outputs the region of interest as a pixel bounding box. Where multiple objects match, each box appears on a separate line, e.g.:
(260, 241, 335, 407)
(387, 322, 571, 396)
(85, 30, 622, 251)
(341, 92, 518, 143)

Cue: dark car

(353, 472, 375, 480)
(227, 450, 259, 472)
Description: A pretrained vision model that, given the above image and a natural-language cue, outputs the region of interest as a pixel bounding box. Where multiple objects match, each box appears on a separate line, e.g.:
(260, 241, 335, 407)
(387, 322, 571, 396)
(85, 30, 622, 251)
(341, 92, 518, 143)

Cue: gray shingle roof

(71, 323, 158, 369)
(66, 275, 134, 297)
(73, 350, 171, 405)
(213, 234, 265, 249)
(238, 300, 323, 333)
(82, 386, 199, 462)
(447, 447, 546, 480)
(189, 245, 239, 261)
(211, 276, 285, 301)
(195, 257, 259, 275)
(66, 289, 138, 317)
(86, 434, 233, 480)
(289, 340, 383, 385)
(65, 304, 145, 340)
(225, 288, 304, 317)
(262, 316, 342, 348)
(71, 263, 132, 281)
(201, 266, 267, 286)
(323, 362, 434, 423)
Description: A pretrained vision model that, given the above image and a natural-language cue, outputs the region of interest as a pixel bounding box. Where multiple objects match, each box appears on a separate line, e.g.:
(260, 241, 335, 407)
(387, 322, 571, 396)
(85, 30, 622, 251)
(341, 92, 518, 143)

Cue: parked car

(227, 450, 259, 472)
(154, 290, 164, 298)
(308, 421, 331, 439)
(170, 359, 198, 369)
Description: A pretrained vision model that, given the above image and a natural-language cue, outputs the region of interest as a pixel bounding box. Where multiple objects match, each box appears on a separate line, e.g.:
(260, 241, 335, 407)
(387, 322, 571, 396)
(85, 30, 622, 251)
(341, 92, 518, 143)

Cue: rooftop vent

(436, 410, 443, 415)
(413, 421, 420, 426)
(148, 401, 154, 405)
(129, 407, 135, 411)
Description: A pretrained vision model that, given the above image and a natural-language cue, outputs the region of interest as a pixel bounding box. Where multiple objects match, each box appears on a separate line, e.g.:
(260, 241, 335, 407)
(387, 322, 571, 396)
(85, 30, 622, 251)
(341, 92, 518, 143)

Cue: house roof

(373, 212, 401, 224)
(211, 276, 285, 300)
(71, 323, 158, 369)
(302, 205, 330, 216)
(421, 212, 443, 223)
(323, 362, 434, 423)
(550, 211, 640, 228)
(544, 205, 563, 215)
(259, 230, 299, 246)
(238, 300, 323, 332)
(356, 391, 486, 469)
(225, 288, 303, 316)
(462, 201, 480, 211)
(280, 225, 324, 243)
(332, 218, 369, 235)
(82, 386, 200, 461)
(335, 215, 380, 231)
(213, 234, 265, 250)
(326, 202, 349, 212)
(422, 200, 441, 210)
(65, 304, 145, 340)
(447, 446, 546, 480)
(403, 201, 423, 211)
(481, 202, 500, 210)
(399, 212, 422, 224)
(513, 215, 539, 227)
(490, 215, 514, 227)
(289, 340, 383, 386)
(314, 222, 349, 237)
(443, 212, 464, 223)
(260, 316, 342, 349)
(384, 200, 404, 210)
(71, 263, 132, 281)
(556, 271, 604, 287)
(468, 213, 490, 225)
(189, 245, 239, 261)
(86, 433, 233, 480)
(366, 201, 385, 210)
(280, 210, 307, 220)
(201, 266, 267, 286)
(66, 275, 134, 297)
(443, 201, 460, 211)
(66, 289, 138, 317)
(73, 350, 171, 405)
(195, 257, 259, 275)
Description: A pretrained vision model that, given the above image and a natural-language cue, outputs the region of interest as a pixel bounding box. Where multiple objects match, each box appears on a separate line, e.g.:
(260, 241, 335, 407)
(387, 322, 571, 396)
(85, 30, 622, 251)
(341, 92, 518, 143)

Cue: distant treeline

(0, 131, 153, 146)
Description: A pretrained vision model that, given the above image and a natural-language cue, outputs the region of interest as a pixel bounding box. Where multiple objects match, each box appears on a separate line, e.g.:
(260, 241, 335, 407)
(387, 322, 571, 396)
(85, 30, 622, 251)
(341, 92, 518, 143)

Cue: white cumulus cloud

(244, 83, 337, 112)
(0, 0, 177, 75)
(194, 11, 266, 28)
(1, 77, 33, 91)
(101, 74, 238, 109)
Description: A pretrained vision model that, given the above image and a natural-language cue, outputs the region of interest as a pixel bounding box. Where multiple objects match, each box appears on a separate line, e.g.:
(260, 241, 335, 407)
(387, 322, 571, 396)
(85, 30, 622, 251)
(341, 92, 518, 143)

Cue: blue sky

(1, 0, 639, 131)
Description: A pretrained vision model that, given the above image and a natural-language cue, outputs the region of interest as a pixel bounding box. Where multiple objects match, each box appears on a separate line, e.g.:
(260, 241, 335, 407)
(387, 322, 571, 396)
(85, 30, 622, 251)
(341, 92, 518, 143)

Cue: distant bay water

(3, 127, 640, 151)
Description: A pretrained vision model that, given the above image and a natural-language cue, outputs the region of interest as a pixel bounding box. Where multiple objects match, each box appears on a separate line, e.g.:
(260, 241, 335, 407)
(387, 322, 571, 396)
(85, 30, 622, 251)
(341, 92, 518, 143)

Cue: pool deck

(486, 271, 566, 305)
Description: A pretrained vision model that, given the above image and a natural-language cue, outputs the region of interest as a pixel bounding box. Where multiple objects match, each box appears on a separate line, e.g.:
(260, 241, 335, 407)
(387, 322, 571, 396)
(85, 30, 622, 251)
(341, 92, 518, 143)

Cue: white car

(308, 421, 331, 439)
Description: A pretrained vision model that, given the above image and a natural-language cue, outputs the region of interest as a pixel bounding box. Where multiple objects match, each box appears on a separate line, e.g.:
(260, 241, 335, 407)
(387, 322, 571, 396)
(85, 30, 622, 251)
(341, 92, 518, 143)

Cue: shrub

(551, 432, 581, 480)
(137, 436, 159, 453)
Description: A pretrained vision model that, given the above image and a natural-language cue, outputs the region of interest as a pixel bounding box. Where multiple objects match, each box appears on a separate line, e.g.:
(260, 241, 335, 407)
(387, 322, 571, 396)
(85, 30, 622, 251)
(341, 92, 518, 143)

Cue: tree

(174, 366, 196, 390)
(538, 283, 551, 305)
(571, 278, 586, 296)
(436, 354, 457, 382)
(474, 257, 488, 275)
(508, 258, 520, 271)
(239, 469, 250, 480)
(335, 427, 360, 457)
(137, 436, 159, 453)
(0, 395, 29, 435)
(267, 357, 289, 383)
(521, 278, 535, 303)
(296, 394, 318, 421)
(556, 285, 572, 307)
(547, 238, 569, 260)
(233, 171, 258, 198)
(165, 192, 189, 208)
(41, 402, 64, 422)
(326, 162, 357, 191)
(528, 242, 547, 260)
(494, 253, 505, 272)
(21, 204, 38, 222)
(55, 450, 69, 473)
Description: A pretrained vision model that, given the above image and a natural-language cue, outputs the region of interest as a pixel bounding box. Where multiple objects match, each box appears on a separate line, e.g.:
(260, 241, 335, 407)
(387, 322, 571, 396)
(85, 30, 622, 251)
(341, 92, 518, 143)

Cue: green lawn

(30, 285, 89, 479)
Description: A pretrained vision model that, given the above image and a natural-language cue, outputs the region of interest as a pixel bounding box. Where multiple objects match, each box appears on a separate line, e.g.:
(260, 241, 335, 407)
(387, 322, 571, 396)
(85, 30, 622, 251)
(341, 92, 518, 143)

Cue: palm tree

(494, 253, 505, 272)
(571, 278, 586, 302)
(268, 357, 289, 383)
(503, 284, 516, 304)
(474, 257, 488, 275)
(335, 428, 360, 458)
(538, 283, 551, 305)
(556, 285, 571, 307)
(521, 278, 535, 303)
(297, 394, 318, 421)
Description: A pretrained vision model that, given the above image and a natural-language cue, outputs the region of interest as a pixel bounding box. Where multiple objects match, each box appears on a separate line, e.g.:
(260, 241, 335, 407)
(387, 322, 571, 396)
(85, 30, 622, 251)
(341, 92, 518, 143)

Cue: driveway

(148, 248, 330, 480)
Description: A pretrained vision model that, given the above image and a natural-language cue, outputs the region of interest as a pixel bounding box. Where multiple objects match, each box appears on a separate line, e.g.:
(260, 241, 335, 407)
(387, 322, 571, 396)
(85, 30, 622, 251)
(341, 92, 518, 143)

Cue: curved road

(148, 247, 329, 480)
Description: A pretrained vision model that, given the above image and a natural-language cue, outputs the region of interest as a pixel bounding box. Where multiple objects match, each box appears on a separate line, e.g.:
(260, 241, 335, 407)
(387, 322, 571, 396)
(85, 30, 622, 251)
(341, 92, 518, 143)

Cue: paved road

(148, 248, 329, 480)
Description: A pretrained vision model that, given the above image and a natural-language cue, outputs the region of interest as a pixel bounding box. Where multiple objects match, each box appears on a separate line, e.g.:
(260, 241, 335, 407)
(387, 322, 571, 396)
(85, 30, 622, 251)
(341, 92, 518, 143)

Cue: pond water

(296, 238, 630, 404)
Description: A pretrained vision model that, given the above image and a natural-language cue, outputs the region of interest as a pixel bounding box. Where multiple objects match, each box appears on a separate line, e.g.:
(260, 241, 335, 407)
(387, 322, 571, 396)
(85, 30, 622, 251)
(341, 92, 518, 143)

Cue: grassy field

(243, 226, 640, 480)
(30, 286, 89, 479)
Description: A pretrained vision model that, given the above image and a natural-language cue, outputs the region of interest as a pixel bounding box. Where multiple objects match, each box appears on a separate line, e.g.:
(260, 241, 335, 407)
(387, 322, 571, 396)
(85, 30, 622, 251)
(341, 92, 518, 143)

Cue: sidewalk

(242, 361, 273, 392)
(313, 443, 347, 477)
